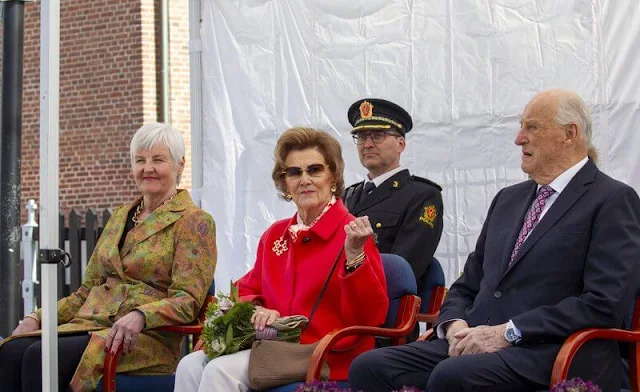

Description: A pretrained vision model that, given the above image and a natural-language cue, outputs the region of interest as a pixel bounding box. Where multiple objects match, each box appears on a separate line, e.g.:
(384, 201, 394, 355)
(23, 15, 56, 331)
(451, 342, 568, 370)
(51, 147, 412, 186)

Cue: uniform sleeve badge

(360, 100, 374, 119)
(419, 205, 437, 228)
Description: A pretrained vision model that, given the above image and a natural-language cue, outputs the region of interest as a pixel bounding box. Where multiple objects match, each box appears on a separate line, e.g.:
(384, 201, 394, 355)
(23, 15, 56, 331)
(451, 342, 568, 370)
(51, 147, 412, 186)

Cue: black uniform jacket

(345, 169, 444, 295)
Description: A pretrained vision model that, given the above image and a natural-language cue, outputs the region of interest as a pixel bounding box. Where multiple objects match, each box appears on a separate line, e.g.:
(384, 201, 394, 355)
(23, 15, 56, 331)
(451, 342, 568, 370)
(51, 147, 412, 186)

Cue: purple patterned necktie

(509, 185, 555, 266)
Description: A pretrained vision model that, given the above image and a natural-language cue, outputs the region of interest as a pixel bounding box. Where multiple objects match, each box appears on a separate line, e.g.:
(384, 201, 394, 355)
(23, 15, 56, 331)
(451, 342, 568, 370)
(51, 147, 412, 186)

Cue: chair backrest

(197, 280, 216, 324)
(380, 253, 417, 328)
(419, 257, 446, 314)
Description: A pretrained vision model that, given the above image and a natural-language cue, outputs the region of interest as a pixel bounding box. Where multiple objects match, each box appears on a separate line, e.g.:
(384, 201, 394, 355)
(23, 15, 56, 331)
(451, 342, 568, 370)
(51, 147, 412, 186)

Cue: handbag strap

(307, 248, 344, 324)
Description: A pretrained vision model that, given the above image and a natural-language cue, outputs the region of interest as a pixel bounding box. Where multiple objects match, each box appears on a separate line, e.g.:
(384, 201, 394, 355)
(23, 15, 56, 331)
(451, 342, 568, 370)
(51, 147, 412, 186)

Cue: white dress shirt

(364, 166, 405, 189)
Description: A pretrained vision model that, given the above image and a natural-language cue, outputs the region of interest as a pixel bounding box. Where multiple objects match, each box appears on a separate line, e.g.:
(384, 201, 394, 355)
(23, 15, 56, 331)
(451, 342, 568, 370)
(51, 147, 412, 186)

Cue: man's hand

(105, 310, 146, 355)
(444, 319, 469, 356)
(449, 323, 510, 357)
(11, 317, 40, 336)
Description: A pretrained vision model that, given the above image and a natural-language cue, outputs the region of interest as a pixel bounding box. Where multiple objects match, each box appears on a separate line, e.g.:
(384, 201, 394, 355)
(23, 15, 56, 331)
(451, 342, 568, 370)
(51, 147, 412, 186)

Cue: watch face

(505, 328, 517, 342)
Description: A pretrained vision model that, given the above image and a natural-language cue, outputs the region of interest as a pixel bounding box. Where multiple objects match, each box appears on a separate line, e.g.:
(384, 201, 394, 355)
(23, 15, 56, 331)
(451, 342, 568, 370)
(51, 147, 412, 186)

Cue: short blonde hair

(271, 127, 345, 199)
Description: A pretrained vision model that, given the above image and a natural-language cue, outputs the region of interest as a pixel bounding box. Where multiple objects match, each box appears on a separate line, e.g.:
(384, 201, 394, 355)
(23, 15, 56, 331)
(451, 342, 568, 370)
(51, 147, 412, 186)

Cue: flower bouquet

(201, 282, 308, 360)
(551, 377, 602, 392)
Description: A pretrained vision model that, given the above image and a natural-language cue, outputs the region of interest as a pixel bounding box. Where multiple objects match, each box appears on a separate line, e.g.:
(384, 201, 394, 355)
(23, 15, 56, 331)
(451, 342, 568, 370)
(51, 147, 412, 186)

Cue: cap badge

(419, 205, 437, 228)
(359, 100, 374, 119)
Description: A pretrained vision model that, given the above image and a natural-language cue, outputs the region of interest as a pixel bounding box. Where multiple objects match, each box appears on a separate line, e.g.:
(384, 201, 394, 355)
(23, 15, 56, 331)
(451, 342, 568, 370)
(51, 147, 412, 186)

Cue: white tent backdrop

(196, 0, 640, 288)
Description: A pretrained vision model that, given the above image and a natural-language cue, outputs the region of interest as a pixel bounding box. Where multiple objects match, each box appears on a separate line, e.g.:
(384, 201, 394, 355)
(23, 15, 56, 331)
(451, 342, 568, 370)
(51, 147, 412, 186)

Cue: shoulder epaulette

(411, 175, 442, 191)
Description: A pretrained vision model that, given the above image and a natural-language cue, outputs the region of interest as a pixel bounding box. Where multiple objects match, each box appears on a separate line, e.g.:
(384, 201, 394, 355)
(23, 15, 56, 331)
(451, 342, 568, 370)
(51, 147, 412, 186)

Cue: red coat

(238, 199, 389, 380)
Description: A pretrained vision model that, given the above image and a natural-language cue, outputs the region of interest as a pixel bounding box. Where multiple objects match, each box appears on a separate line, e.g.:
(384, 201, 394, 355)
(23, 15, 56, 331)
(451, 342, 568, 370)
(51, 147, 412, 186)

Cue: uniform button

(121, 286, 126, 293)
(493, 291, 502, 299)
(375, 223, 382, 229)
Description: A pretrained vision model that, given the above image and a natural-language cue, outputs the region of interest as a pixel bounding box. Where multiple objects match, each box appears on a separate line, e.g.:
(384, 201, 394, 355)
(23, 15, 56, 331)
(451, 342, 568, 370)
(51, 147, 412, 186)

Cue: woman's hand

(251, 306, 280, 331)
(11, 317, 40, 336)
(105, 310, 146, 355)
(344, 216, 374, 261)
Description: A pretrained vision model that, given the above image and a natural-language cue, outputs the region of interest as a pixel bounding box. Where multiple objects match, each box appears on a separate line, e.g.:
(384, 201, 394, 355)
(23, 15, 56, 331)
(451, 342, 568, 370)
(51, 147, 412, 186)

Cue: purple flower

(551, 377, 602, 392)
(294, 381, 353, 392)
(293, 381, 424, 392)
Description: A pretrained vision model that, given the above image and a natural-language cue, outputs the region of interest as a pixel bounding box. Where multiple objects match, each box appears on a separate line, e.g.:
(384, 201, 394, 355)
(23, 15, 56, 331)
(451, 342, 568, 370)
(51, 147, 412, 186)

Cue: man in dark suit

(349, 89, 640, 392)
(344, 98, 443, 295)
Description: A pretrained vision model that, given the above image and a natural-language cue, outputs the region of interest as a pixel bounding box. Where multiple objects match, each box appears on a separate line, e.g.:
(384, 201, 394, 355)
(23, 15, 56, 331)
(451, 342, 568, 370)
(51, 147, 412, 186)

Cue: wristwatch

(504, 320, 522, 345)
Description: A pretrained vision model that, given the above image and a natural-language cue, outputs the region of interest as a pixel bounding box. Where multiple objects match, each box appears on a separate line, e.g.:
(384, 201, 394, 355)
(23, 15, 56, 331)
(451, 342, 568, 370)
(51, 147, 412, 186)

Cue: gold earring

(284, 193, 292, 201)
(330, 184, 337, 193)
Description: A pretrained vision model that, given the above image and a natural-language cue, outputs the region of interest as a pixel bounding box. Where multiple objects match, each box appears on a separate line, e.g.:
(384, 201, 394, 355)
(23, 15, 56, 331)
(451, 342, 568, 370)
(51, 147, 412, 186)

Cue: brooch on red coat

(272, 236, 288, 256)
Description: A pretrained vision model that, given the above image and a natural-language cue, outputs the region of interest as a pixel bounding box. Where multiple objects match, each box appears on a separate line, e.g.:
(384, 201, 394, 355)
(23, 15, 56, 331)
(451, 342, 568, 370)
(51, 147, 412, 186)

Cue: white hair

(554, 92, 593, 147)
(130, 122, 185, 184)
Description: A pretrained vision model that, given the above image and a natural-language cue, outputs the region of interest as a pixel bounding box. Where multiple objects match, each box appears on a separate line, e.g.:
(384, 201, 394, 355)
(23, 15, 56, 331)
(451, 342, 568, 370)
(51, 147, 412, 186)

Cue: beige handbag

(247, 249, 343, 390)
(248, 339, 330, 390)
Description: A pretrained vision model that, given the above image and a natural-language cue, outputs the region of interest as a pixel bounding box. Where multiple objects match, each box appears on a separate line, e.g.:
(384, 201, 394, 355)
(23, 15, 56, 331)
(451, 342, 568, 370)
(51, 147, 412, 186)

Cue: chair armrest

(550, 328, 640, 390)
(103, 344, 124, 392)
(426, 287, 447, 314)
(152, 324, 203, 334)
(417, 311, 439, 324)
(305, 295, 420, 382)
(418, 328, 435, 342)
(417, 286, 446, 327)
(102, 323, 204, 392)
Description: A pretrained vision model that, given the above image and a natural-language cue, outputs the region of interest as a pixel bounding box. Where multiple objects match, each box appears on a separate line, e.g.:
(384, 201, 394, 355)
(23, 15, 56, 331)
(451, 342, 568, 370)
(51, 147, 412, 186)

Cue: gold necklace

(132, 192, 178, 225)
(132, 199, 145, 225)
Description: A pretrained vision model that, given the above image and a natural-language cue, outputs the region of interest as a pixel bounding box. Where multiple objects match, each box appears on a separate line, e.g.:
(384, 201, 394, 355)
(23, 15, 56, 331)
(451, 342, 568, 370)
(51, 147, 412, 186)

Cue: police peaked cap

(348, 98, 413, 135)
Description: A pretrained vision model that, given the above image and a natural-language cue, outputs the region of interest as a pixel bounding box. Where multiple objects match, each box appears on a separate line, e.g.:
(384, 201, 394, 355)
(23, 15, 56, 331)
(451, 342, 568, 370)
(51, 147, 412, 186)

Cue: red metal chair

(304, 293, 421, 382)
(550, 294, 640, 391)
(100, 282, 216, 392)
(416, 294, 640, 392)
(416, 258, 447, 329)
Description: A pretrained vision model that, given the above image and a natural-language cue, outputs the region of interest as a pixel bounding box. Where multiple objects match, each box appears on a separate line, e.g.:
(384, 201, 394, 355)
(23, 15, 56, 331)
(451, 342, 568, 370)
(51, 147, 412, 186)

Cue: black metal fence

(28, 208, 112, 306)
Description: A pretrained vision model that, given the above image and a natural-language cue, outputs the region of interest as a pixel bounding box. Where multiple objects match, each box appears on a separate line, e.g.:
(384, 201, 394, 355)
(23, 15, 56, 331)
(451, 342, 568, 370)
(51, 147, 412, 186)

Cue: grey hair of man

(130, 122, 186, 185)
(553, 91, 595, 160)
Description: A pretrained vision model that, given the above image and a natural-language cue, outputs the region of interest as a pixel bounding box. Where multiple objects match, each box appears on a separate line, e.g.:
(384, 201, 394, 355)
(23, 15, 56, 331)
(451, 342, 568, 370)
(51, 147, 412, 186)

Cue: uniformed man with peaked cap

(344, 98, 444, 298)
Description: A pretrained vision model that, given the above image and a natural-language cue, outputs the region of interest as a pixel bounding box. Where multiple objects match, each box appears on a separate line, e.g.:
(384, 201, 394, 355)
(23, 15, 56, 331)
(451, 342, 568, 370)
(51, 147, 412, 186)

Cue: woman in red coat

(175, 127, 389, 391)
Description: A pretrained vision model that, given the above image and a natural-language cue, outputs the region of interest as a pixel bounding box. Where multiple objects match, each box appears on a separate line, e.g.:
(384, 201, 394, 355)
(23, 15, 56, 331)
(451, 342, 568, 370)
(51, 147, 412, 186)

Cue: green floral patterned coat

(1, 190, 216, 391)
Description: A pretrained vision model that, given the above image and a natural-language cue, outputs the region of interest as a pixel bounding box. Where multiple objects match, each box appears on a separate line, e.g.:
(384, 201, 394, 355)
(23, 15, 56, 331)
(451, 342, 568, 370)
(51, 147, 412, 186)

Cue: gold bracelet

(346, 251, 366, 267)
(345, 252, 366, 273)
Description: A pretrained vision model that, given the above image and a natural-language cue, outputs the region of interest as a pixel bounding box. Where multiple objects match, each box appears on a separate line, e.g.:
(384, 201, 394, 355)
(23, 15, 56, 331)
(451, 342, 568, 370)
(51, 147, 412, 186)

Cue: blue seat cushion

(95, 374, 175, 392)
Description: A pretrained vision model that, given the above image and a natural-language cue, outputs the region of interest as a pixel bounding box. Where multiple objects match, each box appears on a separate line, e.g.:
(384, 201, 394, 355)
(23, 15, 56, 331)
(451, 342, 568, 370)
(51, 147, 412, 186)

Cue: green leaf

(226, 344, 241, 354)
(225, 323, 234, 348)
(230, 280, 239, 302)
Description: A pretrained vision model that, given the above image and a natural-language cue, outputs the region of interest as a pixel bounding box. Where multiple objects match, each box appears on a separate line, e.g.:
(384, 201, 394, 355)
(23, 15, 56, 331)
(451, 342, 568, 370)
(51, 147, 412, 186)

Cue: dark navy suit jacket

(437, 159, 640, 389)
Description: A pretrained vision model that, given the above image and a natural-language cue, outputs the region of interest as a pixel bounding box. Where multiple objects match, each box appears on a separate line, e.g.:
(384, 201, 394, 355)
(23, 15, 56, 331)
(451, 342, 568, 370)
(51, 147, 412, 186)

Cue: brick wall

(168, 0, 192, 189)
(0, 0, 191, 222)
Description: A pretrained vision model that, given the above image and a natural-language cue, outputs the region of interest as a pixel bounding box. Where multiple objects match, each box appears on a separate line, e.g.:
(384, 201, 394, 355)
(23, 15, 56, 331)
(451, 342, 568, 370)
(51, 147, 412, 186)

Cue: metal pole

(161, 0, 170, 122)
(40, 0, 61, 390)
(189, 0, 203, 206)
(0, 0, 25, 338)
